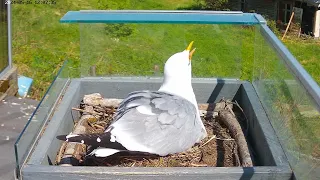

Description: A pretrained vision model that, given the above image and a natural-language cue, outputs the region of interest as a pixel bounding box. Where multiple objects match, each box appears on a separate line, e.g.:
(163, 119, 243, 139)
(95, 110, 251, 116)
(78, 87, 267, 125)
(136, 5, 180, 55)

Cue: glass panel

(80, 23, 255, 79)
(0, 3, 9, 73)
(14, 61, 70, 178)
(253, 26, 320, 179)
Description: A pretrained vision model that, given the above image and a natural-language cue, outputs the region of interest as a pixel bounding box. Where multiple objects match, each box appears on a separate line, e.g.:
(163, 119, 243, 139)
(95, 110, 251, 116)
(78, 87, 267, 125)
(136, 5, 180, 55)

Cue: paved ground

(0, 96, 38, 180)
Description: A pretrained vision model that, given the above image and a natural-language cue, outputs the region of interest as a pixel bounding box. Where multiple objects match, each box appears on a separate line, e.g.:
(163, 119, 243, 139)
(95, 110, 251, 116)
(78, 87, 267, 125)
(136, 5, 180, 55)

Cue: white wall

(314, 8, 320, 38)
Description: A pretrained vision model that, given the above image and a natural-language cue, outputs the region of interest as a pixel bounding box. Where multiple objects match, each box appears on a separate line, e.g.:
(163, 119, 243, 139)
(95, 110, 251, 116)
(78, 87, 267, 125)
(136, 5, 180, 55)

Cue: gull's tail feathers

(56, 132, 127, 156)
(56, 132, 159, 158)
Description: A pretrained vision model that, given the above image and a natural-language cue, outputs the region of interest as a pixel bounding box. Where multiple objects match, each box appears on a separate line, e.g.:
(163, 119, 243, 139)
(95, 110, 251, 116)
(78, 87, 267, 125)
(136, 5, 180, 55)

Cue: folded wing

(107, 91, 205, 156)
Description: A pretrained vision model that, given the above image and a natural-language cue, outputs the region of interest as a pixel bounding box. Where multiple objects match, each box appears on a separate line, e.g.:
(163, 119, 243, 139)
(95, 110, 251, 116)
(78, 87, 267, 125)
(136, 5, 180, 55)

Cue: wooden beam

(282, 12, 295, 40)
(0, 66, 18, 100)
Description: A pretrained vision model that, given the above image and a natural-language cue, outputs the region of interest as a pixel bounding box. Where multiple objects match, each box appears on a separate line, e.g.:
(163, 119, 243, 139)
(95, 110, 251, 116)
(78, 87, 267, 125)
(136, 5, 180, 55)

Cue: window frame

(240, 0, 247, 12)
(282, 1, 294, 23)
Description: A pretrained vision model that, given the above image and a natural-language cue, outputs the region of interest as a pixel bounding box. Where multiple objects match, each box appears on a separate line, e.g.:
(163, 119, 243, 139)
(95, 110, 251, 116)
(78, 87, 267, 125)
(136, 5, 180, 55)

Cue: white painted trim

(314, 9, 320, 38)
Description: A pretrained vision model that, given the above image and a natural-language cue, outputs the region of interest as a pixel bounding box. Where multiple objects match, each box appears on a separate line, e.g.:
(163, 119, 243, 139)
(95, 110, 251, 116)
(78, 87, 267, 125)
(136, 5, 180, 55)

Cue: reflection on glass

(14, 61, 70, 178)
(80, 23, 253, 79)
(253, 26, 320, 179)
(0, 3, 8, 73)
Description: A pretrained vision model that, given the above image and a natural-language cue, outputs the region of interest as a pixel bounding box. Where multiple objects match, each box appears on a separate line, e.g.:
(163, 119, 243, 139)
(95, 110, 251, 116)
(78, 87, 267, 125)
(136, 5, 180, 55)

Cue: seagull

(57, 41, 207, 157)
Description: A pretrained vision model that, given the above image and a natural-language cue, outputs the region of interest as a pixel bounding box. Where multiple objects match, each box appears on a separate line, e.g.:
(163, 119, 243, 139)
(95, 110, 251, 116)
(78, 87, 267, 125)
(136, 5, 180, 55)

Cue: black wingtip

(56, 135, 67, 141)
(56, 133, 127, 151)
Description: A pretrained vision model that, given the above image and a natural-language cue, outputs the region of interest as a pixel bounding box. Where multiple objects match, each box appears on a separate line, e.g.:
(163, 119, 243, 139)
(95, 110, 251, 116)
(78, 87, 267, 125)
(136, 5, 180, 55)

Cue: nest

(56, 93, 253, 167)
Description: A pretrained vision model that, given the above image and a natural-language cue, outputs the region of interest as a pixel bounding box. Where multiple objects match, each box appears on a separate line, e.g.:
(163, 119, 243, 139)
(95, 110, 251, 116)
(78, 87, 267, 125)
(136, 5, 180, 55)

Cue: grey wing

(106, 91, 206, 156)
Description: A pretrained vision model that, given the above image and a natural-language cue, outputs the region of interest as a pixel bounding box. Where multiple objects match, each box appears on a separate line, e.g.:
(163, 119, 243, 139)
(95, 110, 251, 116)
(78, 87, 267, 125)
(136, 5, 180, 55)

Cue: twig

(198, 103, 215, 111)
(204, 121, 214, 127)
(216, 137, 235, 141)
(200, 135, 235, 148)
(72, 107, 109, 117)
(199, 110, 217, 117)
(233, 100, 249, 136)
(59, 114, 94, 166)
(93, 124, 105, 130)
(190, 163, 208, 167)
(81, 97, 218, 117)
(233, 143, 241, 166)
(218, 107, 253, 167)
(124, 158, 138, 162)
(200, 135, 216, 148)
(96, 121, 108, 126)
(56, 141, 67, 164)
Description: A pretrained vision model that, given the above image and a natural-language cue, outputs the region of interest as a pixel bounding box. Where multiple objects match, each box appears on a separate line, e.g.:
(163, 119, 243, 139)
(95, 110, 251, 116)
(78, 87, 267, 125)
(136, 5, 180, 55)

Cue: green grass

(284, 39, 320, 83)
(0, 21, 9, 72)
(80, 23, 254, 79)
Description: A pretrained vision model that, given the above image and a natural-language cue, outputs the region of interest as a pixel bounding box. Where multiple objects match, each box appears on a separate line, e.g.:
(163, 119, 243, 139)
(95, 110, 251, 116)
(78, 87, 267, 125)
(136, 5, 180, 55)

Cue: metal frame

(79, 10, 244, 14)
(60, 10, 259, 24)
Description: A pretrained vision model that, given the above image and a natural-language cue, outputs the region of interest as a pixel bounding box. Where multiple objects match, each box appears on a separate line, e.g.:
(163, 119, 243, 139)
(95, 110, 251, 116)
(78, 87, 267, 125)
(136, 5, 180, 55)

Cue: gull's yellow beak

(186, 41, 196, 60)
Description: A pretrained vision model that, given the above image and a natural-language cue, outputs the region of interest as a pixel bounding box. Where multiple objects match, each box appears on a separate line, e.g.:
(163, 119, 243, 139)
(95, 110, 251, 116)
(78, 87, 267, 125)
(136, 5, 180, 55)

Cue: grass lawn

(0, 21, 9, 72)
(284, 39, 320, 83)
(80, 23, 254, 78)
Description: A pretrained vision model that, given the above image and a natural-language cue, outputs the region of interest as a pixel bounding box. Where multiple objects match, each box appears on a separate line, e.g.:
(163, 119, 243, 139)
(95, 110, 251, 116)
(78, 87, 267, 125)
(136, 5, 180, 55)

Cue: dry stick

(282, 12, 295, 40)
(233, 143, 241, 166)
(233, 100, 249, 136)
(200, 135, 217, 148)
(93, 124, 105, 130)
(56, 141, 67, 163)
(72, 107, 109, 117)
(218, 106, 253, 167)
(85, 96, 214, 111)
(59, 114, 95, 166)
(190, 163, 208, 167)
(198, 103, 216, 111)
(200, 135, 235, 148)
(83, 97, 215, 116)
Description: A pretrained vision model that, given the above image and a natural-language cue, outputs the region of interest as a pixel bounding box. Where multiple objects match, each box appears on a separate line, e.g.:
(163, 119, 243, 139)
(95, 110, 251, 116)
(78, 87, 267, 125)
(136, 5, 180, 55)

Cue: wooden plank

(0, 80, 9, 93)
(282, 12, 295, 40)
(0, 66, 18, 99)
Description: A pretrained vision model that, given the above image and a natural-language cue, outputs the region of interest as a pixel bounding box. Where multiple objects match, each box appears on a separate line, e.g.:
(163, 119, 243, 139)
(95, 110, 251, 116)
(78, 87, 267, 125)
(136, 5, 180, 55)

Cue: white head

(159, 41, 197, 105)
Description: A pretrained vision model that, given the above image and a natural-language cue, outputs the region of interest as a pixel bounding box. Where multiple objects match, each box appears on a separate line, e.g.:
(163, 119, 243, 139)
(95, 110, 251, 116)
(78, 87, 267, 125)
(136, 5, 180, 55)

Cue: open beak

(186, 41, 196, 61)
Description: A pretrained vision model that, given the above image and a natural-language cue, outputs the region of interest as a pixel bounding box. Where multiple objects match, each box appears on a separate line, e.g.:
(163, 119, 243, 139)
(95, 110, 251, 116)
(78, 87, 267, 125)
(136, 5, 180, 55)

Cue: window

(279, 2, 293, 23)
(241, 0, 246, 12)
